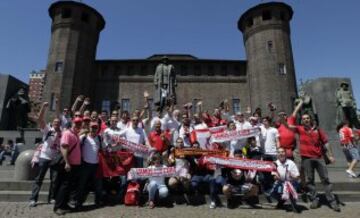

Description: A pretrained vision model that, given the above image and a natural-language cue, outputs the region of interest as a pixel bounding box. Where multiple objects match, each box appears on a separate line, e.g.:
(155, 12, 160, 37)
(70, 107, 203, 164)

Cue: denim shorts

(348, 147, 360, 161)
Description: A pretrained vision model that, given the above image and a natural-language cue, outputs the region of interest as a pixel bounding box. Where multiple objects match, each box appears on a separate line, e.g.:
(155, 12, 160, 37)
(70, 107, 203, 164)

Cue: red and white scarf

(200, 155, 276, 172)
(191, 125, 227, 149)
(111, 136, 152, 156)
(127, 167, 177, 180)
(210, 127, 260, 143)
(282, 181, 298, 201)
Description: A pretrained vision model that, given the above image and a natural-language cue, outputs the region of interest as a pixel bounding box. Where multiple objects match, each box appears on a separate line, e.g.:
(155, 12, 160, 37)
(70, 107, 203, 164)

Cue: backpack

(124, 181, 140, 206)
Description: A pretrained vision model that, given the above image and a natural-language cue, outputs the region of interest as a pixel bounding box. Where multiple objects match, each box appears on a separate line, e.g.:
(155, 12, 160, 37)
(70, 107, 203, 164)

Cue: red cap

(73, 117, 83, 123)
(90, 122, 99, 127)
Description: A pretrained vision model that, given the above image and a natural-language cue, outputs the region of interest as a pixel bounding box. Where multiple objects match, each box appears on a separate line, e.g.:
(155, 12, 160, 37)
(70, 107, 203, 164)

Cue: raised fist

(84, 97, 91, 105)
(144, 91, 149, 98)
(76, 95, 85, 102)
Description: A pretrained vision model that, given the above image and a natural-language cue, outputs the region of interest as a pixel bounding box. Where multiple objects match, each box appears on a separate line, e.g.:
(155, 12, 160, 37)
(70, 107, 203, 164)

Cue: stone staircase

(0, 167, 360, 203)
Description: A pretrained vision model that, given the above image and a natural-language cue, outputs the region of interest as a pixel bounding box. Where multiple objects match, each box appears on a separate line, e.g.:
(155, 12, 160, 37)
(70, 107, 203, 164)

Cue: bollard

(14, 150, 39, 180)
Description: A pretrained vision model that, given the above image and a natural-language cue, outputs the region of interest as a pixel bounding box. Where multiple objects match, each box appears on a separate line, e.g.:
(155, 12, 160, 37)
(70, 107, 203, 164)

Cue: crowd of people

(27, 94, 353, 216)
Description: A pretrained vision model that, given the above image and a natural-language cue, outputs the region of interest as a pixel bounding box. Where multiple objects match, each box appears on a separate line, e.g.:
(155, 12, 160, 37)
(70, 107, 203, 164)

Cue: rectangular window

(61, 8, 72, 18)
(208, 65, 214, 76)
(247, 18, 253, 27)
(50, 93, 56, 111)
(278, 63, 287, 75)
(101, 100, 111, 114)
(262, 10, 272, 20)
(81, 12, 89, 23)
(267, 40, 273, 52)
(121, 99, 130, 112)
(221, 65, 227, 76)
(180, 65, 188, 76)
(232, 99, 241, 114)
(55, 61, 63, 72)
(194, 66, 201, 76)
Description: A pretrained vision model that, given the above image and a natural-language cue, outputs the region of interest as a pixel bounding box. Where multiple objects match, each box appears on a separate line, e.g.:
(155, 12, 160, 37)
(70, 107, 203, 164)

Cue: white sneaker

(346, 169, 357, 178)
(209, 201, 216, 209)
(29, 200, 36, 207)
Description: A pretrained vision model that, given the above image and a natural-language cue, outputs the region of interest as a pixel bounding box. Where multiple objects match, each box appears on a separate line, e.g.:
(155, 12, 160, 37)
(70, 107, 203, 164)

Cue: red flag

(97, 150, 134, 178)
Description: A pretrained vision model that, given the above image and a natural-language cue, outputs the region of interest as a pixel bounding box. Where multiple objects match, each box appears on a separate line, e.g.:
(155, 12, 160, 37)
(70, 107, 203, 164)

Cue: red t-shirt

(148, 130, 171, 153)
(60, 129, 81, 165)
(339, 126, 353, 145)
(277, 121, 296, 149)
(288, 116, 327, 158)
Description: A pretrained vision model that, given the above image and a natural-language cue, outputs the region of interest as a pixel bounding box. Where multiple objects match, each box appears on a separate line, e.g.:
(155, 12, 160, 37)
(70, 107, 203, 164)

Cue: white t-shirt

(274, 159, 300, 181)
(39, 125, 61, 160)
(235, 120, 251, 130)
(60, 115, 71, 129)
(118, 127, 149, 157)
(116, 120, 130, 131)
(103, 127, 121, 147)
(179, 125, 194, 148)
(80, 135, 101, 164)
(162, 113, 180, 132)
(261, 126, 279, 155)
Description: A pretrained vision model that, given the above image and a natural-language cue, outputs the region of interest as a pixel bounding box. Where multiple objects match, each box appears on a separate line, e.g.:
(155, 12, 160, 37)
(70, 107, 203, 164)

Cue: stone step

(1, 180, 360, 191)
(0, 190, 360, 203)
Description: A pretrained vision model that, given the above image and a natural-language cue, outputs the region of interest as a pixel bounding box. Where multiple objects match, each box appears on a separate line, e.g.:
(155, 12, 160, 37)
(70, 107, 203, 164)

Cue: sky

(0, 0, 359, 103)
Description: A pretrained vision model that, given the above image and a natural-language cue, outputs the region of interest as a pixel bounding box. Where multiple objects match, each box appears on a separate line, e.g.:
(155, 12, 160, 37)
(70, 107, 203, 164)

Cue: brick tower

(43, 1, 105, 116)
(238, 2, 297, 114)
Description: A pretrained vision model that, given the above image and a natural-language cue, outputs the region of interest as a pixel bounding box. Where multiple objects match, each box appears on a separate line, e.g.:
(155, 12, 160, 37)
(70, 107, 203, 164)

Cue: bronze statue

(336, 81, 359, 128)
(154, 56, 177, 112)
(5, 87, 31, 130)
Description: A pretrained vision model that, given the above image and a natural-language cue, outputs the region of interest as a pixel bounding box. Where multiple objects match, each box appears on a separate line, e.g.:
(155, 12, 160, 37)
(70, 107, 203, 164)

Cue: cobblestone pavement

(1, 202, 360, 218)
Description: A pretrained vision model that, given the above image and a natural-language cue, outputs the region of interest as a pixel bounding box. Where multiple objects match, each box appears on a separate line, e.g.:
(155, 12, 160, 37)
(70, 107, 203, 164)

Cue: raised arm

(78, 97, 90, 114)
(291, 99, 303, 118)
(37, 102, 49, 129)
(71, 95, 84, 114)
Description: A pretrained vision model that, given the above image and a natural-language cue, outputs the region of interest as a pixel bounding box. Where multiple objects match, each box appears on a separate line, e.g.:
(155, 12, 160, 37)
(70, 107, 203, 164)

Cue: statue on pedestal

(294, 87, 319, 126)
(154, 56, 177, 112)
(5, 87, 31, 130)
(336, 81, 360, 128)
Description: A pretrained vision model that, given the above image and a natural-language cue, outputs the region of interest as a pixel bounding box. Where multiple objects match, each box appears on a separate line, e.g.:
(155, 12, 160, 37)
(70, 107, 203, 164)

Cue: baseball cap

(90, 122, 99, 128)
(73, 117, 83, 123)
(83, 116, 91, 121)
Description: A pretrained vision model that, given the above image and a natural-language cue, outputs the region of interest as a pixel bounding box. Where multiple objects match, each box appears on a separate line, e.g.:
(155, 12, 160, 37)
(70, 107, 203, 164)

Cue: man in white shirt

(29, 102, 61, 207)
(271, 147, 300, 211)
(261, 117, 280, 161)
(260, 117, 280, 161)
(75, 121, 103, 208)
(234, 112, 251, 130)
(260, 116, 280, 198)
(103, 116, 121, 148)
(116, 111, 130, 130)
(118, 116, 151, 167)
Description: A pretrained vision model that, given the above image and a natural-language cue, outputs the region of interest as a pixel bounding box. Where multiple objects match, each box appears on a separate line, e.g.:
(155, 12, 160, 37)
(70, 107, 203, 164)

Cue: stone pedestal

(14, 150, 39, 180)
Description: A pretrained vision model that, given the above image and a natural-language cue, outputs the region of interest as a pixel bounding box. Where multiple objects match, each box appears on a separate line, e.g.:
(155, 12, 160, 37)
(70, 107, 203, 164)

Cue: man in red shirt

(276, 111, 296, 159)
(289, 99, 340, 212)
(148, 120, 171, 154)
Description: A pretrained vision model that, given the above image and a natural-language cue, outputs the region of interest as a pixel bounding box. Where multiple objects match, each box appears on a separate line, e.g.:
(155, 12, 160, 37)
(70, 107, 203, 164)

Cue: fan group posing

(28, 94, 342, 215)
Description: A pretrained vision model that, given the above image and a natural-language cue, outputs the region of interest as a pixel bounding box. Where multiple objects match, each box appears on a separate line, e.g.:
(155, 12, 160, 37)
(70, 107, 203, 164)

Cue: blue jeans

(270, 180, 299, 201)
(191, 174, 225, 202)
(148, 181, 169, 202)
(134, 156, 144, 168)
(0, 150, 19, 165)
(29, 158, 58, 202)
